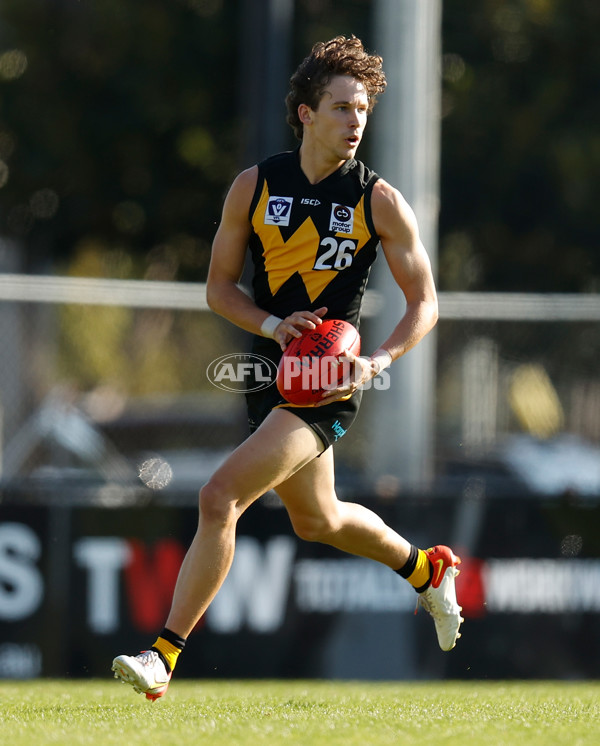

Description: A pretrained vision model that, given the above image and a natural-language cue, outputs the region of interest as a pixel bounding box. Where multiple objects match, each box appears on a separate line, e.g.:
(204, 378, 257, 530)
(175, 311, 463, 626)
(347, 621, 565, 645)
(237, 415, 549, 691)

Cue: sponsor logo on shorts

(331, 420, 347, 441)
(207, 353, 277, 393)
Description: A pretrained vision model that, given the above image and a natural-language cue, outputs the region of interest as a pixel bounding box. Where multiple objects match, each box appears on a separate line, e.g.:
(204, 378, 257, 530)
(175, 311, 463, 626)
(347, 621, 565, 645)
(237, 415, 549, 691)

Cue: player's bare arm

(370, 178, 438, 359)
(206, 166, 266, 332)
(206, 167, 326, 348)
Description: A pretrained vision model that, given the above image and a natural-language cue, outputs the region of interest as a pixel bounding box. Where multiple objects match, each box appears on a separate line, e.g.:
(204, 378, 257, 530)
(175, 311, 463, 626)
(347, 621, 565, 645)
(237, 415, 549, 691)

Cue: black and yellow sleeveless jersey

(248, 148, 381, 329)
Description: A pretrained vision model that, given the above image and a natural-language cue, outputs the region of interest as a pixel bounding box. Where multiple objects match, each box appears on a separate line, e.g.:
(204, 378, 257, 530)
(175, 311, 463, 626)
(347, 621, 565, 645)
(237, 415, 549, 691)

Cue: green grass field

(1, 679, 598, 745)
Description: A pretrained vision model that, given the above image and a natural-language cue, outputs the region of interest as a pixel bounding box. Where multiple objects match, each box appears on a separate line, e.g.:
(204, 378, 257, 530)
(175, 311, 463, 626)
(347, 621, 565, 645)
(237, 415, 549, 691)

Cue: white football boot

(112, 649, 171, 701)
(416, 545, 464, 651)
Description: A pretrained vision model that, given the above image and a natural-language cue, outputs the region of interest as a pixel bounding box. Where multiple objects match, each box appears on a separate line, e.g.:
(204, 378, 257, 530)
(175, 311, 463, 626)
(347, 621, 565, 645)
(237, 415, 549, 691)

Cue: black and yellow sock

(395, 545, 433, 593)
(151, 628, 186, 674)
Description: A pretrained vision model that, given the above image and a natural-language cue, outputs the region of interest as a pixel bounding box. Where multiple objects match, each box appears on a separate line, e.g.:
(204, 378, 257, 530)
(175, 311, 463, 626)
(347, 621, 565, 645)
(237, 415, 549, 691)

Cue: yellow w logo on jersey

(252, 181, 372, 303)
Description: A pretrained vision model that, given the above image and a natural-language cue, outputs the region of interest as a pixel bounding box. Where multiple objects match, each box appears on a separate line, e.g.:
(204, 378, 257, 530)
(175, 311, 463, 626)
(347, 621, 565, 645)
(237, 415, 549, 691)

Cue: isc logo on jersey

(265, 196, 293, 226)
(329, 203, 354, 234)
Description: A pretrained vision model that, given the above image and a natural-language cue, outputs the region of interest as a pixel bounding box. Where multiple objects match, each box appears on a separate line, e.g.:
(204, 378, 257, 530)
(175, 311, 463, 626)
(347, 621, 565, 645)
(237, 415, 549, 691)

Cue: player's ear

(298, 104, 313, 127)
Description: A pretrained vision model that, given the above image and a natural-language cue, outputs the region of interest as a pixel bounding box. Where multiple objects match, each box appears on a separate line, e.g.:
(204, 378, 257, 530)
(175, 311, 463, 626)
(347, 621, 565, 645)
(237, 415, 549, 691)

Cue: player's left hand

(315, 348, 378, 406)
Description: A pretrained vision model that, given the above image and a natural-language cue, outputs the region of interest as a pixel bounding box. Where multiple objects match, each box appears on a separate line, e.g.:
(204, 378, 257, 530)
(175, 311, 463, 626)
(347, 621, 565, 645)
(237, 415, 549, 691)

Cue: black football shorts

(246, 382, 362, 450)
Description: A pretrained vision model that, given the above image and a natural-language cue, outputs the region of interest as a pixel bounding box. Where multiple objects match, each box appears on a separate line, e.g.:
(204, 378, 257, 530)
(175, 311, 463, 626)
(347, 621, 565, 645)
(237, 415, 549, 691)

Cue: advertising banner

(1, 494, 599, 680)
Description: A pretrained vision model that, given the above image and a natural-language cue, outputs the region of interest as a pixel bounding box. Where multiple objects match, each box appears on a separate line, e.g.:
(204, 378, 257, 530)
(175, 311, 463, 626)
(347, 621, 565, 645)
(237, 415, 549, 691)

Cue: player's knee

(199, 479, 236, 526)
(290, 513, 338, 543)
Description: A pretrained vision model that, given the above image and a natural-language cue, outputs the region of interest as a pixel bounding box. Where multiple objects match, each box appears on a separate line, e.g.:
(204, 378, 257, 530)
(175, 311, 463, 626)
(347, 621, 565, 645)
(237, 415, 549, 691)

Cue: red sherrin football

(276, 319, 361, 405)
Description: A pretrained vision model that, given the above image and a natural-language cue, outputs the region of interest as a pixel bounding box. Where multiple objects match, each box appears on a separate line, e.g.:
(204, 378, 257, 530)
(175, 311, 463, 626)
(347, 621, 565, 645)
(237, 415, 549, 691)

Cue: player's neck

(298, 142, 347, 185)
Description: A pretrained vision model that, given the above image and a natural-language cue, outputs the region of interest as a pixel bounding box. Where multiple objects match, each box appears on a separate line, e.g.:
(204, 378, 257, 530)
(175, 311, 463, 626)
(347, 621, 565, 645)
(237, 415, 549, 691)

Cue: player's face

(307, 75, 369, 162)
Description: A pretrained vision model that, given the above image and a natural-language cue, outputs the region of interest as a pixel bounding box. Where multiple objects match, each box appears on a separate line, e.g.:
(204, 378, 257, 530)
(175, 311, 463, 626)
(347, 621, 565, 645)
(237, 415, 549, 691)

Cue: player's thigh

(274, 447, 342, 537)
(206, 407, 324, 509)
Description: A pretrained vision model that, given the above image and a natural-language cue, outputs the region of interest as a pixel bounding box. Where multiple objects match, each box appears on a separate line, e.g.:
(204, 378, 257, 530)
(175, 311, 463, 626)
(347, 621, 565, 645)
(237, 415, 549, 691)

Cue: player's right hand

(276, 306, 328, 351)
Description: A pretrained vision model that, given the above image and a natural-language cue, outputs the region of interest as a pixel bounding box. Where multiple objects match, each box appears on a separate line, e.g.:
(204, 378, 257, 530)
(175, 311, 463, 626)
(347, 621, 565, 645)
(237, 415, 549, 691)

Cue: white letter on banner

(206, 536, 295, 633)
(0, 523, 44, 621)
(74, 537, 131, 634)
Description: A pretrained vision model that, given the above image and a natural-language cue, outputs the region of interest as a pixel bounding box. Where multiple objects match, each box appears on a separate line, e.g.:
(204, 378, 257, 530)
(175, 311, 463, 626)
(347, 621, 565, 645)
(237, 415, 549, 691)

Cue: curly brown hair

(286, 35, 387, 140)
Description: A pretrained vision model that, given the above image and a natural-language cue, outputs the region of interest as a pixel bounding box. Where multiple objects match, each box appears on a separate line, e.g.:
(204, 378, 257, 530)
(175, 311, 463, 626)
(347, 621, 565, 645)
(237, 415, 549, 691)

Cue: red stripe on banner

(124, 539, 186, 633)
(455, 557, 487, 618)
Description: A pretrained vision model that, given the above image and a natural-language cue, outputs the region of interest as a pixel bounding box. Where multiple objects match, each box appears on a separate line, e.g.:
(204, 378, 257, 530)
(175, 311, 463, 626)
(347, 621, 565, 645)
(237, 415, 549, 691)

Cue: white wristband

(370, 348, 393, 375)
(260, 314, 282, 339)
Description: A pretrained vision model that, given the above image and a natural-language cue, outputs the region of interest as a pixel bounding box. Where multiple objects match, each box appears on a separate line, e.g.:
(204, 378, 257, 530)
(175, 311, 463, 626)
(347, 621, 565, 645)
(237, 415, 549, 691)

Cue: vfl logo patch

(329, 203, 354, 234)
(265, 196, 293, 226)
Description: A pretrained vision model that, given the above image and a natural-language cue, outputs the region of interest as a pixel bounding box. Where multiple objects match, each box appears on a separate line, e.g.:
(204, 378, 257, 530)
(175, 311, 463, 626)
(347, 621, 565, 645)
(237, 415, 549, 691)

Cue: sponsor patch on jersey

(265, 196, 293, 226)
(329, 203, 354, 234)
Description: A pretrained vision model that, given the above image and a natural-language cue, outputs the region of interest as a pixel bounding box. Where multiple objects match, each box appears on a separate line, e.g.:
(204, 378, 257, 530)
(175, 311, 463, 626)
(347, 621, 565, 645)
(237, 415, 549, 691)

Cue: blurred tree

(0, 0, 239, 279)
(439, 0, 600, 292)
